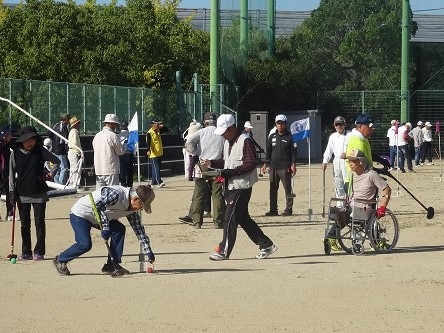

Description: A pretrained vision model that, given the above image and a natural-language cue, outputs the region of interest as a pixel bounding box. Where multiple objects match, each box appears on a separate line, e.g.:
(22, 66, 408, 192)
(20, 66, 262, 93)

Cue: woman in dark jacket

(9, 126, 60, 261)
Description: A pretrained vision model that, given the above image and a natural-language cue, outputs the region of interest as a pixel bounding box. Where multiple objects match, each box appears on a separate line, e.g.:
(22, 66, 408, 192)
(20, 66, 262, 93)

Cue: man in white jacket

(92, 114, 125, 188)
(322, 116, 350, 203)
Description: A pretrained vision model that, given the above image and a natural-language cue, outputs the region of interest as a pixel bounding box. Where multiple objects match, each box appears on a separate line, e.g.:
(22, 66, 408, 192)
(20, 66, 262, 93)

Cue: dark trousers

(1, 178, 13, 216)
(19, 202, 46, 256)
(188, 155, 199, 179)
(269, 168, 293, 212)
(188, 183, 211, 216)
(191, 178, 225, 226)
(421, 142, 433, 163)
(119, 153, 135, 187)
(219, 188, 273, 258)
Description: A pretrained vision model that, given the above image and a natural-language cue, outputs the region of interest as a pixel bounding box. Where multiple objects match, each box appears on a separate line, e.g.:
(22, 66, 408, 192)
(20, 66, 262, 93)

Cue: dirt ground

(0, 163, 444, 333)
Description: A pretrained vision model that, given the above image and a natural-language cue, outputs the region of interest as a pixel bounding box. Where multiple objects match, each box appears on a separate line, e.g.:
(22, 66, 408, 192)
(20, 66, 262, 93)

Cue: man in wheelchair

(326, 149, 392, 251)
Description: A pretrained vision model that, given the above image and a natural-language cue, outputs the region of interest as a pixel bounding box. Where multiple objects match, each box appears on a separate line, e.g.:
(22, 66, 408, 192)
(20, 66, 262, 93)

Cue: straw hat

(69, 116, 81, 127)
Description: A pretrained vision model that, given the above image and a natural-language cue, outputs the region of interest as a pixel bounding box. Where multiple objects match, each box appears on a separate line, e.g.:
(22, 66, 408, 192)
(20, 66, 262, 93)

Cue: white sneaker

(157, 182, 166, 188)
(427, 162, 434, 166)
(256, 244, 278, 259)
(209, 252, 228, 261)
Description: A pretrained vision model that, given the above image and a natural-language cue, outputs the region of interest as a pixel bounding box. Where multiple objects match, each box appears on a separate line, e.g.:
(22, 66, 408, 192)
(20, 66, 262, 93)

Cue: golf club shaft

(388, 173, 428, 210)
(89, 194, 119, 272)
(322, 169, 326, 217)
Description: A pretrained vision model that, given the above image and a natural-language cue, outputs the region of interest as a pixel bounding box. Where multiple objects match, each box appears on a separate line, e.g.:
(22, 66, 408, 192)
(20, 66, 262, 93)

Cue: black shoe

(102, 263, 130, 275)
(179, 216, 193, 225)
(400, 169, 406, 173)
(265, 210, 279, 216)
(282, 210, 292, 216)
(214, 222, 223, 229)
(53, 257, 70, 276)
(193, 223, 202, 229)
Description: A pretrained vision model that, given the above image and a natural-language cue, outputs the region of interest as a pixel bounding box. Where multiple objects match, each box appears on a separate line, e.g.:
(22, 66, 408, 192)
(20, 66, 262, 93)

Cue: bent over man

(53, 185, 156, 276)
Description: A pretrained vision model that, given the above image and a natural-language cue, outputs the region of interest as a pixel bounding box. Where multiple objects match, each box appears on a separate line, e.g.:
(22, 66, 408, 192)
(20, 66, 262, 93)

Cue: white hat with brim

(244, 121, 253, 129)
(103, 114, 120, 124)
(214, 114, 236, 135)
(425, 121, 432, 127)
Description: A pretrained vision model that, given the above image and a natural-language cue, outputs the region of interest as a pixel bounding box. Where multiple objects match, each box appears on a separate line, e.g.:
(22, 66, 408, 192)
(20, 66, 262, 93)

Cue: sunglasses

(334, 123, 344, 127)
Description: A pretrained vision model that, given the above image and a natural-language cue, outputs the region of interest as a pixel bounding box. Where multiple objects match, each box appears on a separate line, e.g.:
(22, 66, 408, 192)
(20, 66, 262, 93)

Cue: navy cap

(0, 124, 12, 140)
(355, 114, 376, 128)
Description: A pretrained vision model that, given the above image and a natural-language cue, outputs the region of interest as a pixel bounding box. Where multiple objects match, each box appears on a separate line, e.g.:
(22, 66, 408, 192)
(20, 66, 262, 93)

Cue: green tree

(289, 0, 418, 91)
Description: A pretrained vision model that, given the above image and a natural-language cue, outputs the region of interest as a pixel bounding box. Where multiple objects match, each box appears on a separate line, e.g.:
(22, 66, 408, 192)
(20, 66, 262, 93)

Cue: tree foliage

(0, 0, 208, 89)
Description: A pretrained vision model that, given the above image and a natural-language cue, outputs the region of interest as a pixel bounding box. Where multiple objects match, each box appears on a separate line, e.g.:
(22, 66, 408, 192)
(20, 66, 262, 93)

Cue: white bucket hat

(103, 114, 120, 124)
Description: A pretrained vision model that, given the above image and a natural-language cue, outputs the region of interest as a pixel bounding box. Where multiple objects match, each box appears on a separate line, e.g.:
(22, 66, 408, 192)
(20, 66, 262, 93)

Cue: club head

(427, 207, 435, 220)
(6, 254, 17, 260)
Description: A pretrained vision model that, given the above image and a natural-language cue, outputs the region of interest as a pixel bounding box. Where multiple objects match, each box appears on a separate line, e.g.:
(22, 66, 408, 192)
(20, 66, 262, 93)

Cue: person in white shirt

(386, 120, 397, 170)
(92, 114, 125, 189)
(67, 116, 82, 188)
(421, 121, 434, 165)
(322, 116, 350, 202)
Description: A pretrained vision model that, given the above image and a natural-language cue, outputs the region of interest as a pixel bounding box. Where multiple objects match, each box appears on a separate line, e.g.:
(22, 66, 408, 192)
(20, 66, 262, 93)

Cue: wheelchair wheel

(368, 209, 399, 253)
(336, 225, 353, 254)
(323, 238, 331, 255)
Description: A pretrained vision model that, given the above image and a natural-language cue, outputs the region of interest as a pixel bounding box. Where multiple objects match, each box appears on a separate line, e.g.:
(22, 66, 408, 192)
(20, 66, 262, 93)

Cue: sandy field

(0, 163, 444, 333)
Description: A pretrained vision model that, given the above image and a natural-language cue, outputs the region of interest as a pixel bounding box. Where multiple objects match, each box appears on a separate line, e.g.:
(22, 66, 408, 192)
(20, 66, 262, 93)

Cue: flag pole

(307, 134, 312, 220)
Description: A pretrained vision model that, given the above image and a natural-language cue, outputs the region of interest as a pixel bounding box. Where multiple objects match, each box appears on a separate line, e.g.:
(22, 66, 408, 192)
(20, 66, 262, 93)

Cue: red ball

(147, 267, 154, 274)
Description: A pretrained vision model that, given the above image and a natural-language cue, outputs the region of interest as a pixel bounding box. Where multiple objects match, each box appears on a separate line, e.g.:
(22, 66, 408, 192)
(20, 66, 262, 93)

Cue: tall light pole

(400, 0, 410, 122)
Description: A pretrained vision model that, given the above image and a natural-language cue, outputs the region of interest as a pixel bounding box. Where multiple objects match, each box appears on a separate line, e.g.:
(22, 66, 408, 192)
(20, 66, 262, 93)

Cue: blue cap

(355, 114, 376, 128)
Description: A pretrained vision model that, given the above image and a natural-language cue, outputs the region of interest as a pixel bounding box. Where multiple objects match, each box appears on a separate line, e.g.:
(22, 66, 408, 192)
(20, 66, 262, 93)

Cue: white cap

(417, 121, 423, 126)
(425, 121, 432, 127)
(244, 121, 253, 129)
(275, 114, 287, 122)
(43, 138, 52, 147)
(406, 122, 412, 128)
(103, 114, 120, 124)
(214, 114, 236, 135)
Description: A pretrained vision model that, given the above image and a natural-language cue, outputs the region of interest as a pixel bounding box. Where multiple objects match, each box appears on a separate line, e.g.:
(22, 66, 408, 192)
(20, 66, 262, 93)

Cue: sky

(175, 0, 444, 14)
(3, 0, 444, 14)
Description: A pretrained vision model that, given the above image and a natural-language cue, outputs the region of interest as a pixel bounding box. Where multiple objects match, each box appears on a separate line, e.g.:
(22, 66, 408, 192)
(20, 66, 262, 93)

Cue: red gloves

(376, 206, 386, 218)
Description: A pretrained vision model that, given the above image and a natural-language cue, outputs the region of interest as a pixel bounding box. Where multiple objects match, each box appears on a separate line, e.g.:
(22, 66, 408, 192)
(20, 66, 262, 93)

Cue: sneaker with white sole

(256, 244, 278, 259)
(209, 252, 229, 261)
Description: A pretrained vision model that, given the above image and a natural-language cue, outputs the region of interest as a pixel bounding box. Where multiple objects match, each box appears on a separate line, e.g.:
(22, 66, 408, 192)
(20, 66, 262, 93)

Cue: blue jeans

(150, 156, 162, 185)
(58, 214, 126, 264)
(389, 145, 397, 168)
(54, 154, 69, 185)
(414, 147, 421, 166)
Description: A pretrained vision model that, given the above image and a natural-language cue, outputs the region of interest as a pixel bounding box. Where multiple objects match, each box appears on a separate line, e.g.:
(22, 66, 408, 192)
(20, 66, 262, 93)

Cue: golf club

(6, 205, 17, 261)
(287, 175, 296, 199)
(386, 171, 434, 219)
(322, 168, 326, 218)
(89, 194, 121, 277)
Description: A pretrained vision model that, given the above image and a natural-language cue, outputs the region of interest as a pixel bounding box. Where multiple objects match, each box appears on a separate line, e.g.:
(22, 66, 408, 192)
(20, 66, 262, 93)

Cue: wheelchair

(323, 197, 399, 255)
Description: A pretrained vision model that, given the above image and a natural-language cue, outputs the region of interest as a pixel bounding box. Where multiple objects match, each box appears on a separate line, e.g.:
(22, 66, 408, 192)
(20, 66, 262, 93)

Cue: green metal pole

(240, 0, 248, 57)
(400, 0, 410, 123)
(267, 0, 275, 58)
(210, 0, 220, 112)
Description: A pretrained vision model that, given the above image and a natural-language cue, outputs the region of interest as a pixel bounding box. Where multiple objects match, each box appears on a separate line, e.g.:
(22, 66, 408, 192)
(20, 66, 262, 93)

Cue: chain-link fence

(1, 78, 443, 159)
(316, 90, 444, 156)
